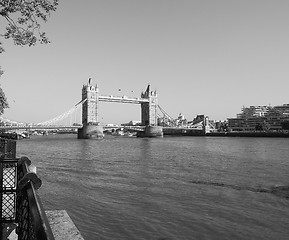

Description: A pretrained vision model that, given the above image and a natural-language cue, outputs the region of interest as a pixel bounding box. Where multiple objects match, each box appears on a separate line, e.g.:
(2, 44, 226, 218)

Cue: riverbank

(163, 127, 289, 138)
(206, 131, 289, 138)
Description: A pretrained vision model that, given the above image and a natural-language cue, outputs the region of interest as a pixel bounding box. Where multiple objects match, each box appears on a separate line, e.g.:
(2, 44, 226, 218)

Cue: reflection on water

(17, 135, 289, 240)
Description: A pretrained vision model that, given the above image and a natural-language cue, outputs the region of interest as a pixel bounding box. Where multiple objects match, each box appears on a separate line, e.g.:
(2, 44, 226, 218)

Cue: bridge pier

(77, 124, 104, 139)
(136, 125, 163, 137)
(138, 85, 163, 137)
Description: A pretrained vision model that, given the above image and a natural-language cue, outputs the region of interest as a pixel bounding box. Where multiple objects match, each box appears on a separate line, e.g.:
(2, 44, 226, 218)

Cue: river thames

(17, 134, 289, 240)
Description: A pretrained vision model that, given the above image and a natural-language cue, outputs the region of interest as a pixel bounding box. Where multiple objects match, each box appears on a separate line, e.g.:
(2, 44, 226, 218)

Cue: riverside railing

(0, 137, 55, 240)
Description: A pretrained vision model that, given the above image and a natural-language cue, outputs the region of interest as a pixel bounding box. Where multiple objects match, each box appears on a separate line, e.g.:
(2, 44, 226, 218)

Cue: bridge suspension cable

(36, 98, 87, 126)
(157, 105, 174, 120)
(0, 116, 27, 126)
(157, 105, 177, 126)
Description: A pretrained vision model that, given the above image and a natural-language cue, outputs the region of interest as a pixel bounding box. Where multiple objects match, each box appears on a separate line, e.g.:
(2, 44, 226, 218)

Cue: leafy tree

(0, 42, 8, 115)
(0, 84, 9, 115)
(255, 123, 263, 131)
(0, 0, 59, 46)
(281, 121, 289, 130)
(0, 0, 59, 115)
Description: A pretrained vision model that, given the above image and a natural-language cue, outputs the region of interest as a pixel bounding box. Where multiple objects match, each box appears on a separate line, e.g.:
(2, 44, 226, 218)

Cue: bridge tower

(77, 79, 104, 139)
(141, 84, 158, 126)
(203, 116, 210, 134)
(138, 85, 163, 137)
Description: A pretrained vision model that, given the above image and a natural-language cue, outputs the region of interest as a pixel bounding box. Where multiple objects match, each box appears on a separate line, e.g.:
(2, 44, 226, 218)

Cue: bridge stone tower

(77, 79, 104, 139)
(203, 116, 211, 134)
(138, 85, 163, 137)
(141, 84, 158, 126)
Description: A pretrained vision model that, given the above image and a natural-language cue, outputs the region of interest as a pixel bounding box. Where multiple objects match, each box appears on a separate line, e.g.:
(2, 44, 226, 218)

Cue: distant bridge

(0, 124, 146, 132)
(0, 80, 216, 134)
(0, 125, 82, 130)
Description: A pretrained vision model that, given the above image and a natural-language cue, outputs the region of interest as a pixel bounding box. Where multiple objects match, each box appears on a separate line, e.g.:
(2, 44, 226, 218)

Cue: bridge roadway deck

(99, 95, 149, 104)
(0, 125, 82, 130)
(0, 125, 146, 131)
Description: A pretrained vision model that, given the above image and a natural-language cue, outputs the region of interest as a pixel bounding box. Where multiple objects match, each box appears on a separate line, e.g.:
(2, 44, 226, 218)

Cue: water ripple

(190, 180, 289, 199)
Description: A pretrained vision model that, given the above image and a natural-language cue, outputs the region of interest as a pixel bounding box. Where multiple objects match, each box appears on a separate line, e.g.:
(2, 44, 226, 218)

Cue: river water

(17, 134, 289, 240)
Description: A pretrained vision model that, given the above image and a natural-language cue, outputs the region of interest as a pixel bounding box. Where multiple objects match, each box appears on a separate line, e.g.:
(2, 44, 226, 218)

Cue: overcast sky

(1, 0, 289, 125)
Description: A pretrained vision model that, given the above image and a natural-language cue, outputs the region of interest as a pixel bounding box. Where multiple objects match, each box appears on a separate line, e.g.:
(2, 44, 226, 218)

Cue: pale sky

(1, 0, 289, 125)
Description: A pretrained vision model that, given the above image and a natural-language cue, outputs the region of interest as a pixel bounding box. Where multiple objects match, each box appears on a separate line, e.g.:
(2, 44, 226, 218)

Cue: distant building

(176, 113, 187, 126)
(106, 123, 117, 127)
(121, 120, 141, 126)
(215, 120, 228, 132)
(157, 113, 187, 127)
(237, 105, 269, 118)
(228, 104, 289, 131)
(188, 115, 205, 125)
(273, 104, 289, 116)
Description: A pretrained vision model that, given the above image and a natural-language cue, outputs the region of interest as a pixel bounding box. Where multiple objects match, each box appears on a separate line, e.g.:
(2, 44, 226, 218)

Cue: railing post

(0, 137, 18, 239)
(0, 135, 55, 240)
(16, 157, 55, 240)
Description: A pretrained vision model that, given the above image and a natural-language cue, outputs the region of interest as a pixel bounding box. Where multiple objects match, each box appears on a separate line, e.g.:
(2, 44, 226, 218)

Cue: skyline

(1, 1, 289, 125)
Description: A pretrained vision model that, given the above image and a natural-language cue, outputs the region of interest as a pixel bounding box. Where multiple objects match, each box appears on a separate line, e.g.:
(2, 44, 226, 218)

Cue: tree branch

(0, 0, 59, 46)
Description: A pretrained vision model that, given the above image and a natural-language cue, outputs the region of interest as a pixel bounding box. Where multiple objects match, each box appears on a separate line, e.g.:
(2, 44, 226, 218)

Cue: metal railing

(0, 137, 55, 240)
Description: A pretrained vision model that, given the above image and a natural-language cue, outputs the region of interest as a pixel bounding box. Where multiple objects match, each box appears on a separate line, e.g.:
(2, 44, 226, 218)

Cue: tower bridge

(77, 79, 163, 138)
(0, 80, 164, 138)
(0, 79, 215, 138)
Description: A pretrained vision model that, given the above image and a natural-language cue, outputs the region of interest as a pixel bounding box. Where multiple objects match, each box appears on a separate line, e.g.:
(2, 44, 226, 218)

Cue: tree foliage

(0, 41, 4, 53)
(0, 85, 9, 115)
(0, 42, 7, 115)
(255, 123, 264, 131)
(281, 121, 289, 130)
(0, 0, 59, 115)
(0, 0, 59, 46)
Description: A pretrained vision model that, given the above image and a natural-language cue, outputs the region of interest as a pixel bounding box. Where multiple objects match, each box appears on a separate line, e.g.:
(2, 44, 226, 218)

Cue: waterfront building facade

(228, 104, 289, 131)
(237, 105, 269, 118)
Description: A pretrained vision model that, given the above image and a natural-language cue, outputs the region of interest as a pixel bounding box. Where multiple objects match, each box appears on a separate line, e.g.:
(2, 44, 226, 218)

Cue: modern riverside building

(228, 104, 289, 132)
(236, 105, 269, 118)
